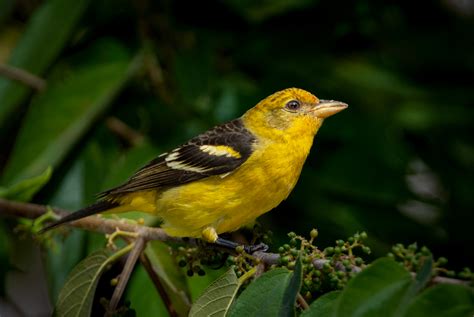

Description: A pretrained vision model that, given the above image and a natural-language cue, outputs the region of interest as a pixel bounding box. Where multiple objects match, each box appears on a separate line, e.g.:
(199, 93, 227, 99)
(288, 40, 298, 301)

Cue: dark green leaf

(54, 248, 114, 317)
(144, 241, 191, 316)
(282, 256, 303, 314)
(301, 291, 341, 317)
(334, 258, 413, 317)
(189, 268, 239, 317)
(0, 166, 51, 201)
(0, 0, 90, 126)
(127, 265, 170, 317)
(394, 255, 434, 316)
(2, 40, 139, 184)
(229, 258, 302, 317)
(405, 284, 474, 317)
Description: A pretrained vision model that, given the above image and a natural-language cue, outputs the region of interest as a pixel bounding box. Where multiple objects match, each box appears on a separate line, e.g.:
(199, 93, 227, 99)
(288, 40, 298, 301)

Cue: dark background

(1, 0, 473, 315)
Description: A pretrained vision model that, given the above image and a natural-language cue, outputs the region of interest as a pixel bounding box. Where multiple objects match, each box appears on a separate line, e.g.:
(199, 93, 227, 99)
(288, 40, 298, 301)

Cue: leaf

(229, 257, 303, 317)
(54, 248, 114, 317)
(2, 40, 140, 184)
(0, 0, 90, 126)
(282, 256, 303, 314)
(405, 284, 474, 317)
(393, 255, 434, 316)
(0, 166, 52, 201)
(301, 291, 341, 317)
(333, 257, 414, 317)
(189, 268, 239, 317)
(126, 265, 170, 317)
(144, 241, 192, 316)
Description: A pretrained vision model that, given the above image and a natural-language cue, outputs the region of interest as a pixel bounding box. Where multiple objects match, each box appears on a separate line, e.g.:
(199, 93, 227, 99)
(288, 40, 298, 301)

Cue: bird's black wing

(100, 118, 256, 197)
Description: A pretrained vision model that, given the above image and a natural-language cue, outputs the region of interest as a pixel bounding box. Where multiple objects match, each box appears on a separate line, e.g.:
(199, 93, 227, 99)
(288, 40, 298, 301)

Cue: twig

(107, 236, 146, 315)
(0, 198, 471, 287)
(0, 198, 183, 243)
(297, 293, 310, 310)
(105, 117, 144, 147)
(140, 252, 180, 317)
(0, 64, 46, 91)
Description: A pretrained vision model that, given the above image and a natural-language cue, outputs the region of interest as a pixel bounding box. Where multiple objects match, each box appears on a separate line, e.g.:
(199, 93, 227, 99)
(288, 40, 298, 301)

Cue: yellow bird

(41, 88, 347, 251)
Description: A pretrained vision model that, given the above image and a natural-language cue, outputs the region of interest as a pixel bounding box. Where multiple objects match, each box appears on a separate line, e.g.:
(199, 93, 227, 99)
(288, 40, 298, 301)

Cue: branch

(0, 198, 182, 243)
(0, 198, 470, 287)
(0, 64, 46, 91)
(107, 236, 146, 315)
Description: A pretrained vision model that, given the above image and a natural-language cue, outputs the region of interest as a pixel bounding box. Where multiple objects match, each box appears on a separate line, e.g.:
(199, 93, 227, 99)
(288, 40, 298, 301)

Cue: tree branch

(0, 64, 46, 91)
(0, 198, 470, 287)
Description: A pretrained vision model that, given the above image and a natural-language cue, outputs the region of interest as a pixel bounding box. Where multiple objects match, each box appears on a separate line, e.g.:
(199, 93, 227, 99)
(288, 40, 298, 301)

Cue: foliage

(1, 0, 473, 316)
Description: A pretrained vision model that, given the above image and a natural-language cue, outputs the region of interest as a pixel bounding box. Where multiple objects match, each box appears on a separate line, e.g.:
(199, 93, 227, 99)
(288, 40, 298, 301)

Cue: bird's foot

(214, 237, 269, 254)
(244, 242, 269, 253)
(106, 228, 139, 250)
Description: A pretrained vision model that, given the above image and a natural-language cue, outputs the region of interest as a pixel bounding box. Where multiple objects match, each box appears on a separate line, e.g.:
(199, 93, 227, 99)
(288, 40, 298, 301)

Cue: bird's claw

(244, 242, 269, 253)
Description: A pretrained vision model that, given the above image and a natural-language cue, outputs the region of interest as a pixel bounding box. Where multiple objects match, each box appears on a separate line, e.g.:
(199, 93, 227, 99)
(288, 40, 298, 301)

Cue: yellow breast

(155, 115, 321, 238)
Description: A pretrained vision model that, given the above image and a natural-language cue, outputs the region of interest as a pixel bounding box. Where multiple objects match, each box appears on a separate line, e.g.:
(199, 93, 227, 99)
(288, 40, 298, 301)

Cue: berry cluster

(275, 229, 370, 299)
(388, 243, 473, 284)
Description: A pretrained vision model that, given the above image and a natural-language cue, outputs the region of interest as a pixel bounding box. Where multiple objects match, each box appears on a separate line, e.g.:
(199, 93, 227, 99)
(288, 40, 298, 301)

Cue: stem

(0, 64, 46, 91)
(238, 266, 257, 285)
(297, 293, 310, 310)
(107, 237, 146, 315)
(0, 198, 470, 287)
(140, 252, 180, 317)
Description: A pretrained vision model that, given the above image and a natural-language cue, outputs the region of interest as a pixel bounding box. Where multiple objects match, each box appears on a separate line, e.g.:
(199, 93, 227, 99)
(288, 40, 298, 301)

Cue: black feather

(38, 200, 119, 233)
(99, 118, 256, 196)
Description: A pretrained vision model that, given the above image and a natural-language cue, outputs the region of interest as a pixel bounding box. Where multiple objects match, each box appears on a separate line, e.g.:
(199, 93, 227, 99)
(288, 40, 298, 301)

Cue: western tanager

(41, 88, 347, 251)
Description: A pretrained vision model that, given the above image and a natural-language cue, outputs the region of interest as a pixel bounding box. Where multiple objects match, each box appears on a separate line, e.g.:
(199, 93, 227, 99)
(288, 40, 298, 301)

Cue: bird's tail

(38, 200, 119, 233)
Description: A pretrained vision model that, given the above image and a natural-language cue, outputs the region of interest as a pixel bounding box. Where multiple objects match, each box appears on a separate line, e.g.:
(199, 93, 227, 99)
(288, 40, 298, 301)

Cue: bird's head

(242, 88, 348, 139)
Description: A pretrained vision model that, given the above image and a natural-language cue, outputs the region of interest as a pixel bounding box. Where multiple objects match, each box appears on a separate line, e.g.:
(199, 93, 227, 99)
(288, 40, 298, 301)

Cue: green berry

(288, 261, 296, 269)
(355, 257, 363, 266)
(290, 238, 297, 246)
(283, 244, 290, 251)
(187, 269, 194, 277)
(235, 246, 244, 253)
(334, 247, 341, 254)
(437, 257, 448, 266)
(288, 232, 296, 238)
(324, 247, 334, 255)
(348, 237, 354, 243)
(408, 243, 417, 252)
(280, 256, 290, 265)
(310, 229, 318, 239)
(336, 240, 345, 246)
(360, 231, 368, 240)
(362, 246, 371, 254)
(420, 246, 431, 255)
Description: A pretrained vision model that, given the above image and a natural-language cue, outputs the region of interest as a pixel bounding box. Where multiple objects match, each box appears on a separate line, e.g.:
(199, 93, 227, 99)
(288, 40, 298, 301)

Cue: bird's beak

(311, 100, 348, 119)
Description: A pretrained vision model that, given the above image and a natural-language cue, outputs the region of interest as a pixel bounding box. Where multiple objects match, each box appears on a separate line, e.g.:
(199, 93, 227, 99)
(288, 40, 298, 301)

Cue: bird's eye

(285, 100, 301, 111)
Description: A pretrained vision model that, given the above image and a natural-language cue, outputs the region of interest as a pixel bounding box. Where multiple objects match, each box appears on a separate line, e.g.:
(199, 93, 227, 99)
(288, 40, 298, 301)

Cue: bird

(40, 88, 347, 251)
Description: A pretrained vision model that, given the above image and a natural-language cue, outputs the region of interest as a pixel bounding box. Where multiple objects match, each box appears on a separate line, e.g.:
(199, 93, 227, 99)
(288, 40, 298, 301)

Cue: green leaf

(0, 166, 52, 201)
(301, 291, 341, 317)
(2, 40, 140, 184)
(0, 0, 90, 126)
(405, 284, 474, 317)
(189, 268, 239, 317)
(127, 265, 170, 317)
(334, 257, 414, 317)
(229, 257, 303, 317)
(54, 248, 115, 317)
(144, 241, 192, 316)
